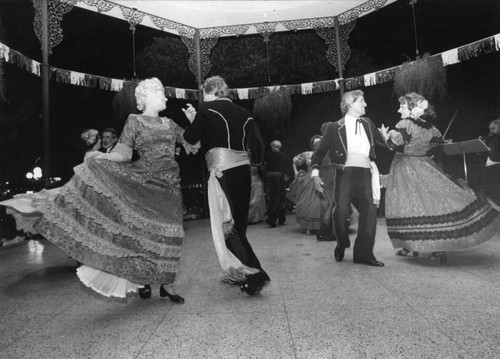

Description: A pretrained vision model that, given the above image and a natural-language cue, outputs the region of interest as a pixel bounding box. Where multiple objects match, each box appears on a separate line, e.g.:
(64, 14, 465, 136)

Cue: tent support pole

(194, 28, 209, 218)
(334, 16, 345, 97)
(41, 0, 50, 187)
(194, 29, 203, 104)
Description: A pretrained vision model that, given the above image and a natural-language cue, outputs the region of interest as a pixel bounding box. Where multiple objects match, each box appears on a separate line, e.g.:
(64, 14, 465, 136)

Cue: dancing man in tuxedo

(182, 76, 270, 295)
(311, 90, 388, 267)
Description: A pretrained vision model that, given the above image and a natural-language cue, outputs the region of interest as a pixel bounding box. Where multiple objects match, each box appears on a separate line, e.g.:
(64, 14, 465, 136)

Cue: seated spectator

(99, 128, 118, 153)
(77, 129, 101, 161)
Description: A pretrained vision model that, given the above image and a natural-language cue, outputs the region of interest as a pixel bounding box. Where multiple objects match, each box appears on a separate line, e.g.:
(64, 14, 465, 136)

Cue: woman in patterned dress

(385, 92, 500, 263)
(247, 165, 267, 224)
(287, 135, 328, 235)
(1, 78, 198, 300)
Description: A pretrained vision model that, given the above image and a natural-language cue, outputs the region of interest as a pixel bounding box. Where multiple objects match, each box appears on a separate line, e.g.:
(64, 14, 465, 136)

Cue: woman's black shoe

(160, 285, 185, 304)
(138, 285, 152, 299)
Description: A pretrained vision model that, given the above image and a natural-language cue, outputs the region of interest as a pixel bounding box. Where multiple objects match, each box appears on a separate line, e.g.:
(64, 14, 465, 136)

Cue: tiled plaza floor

(1, 215, 499, 359)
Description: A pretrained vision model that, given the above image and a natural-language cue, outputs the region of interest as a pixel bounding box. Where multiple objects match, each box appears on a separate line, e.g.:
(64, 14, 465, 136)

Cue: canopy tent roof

(69, 0, 398, 38)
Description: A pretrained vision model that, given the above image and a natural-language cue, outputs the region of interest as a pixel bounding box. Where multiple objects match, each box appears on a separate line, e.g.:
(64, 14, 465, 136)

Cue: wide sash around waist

(345, 153, 371, 168)
(265, 171, 285, 177)
(206, 147, 250, 172)
(395, 152, 429, 158)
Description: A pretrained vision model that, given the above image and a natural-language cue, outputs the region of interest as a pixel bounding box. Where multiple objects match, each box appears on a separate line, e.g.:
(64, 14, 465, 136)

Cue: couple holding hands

(2, 78, 498, 303)
(312, 90, 499, 267)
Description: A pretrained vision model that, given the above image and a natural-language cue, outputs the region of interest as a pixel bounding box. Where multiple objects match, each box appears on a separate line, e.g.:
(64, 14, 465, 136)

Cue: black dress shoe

(353, 259, 385, 267)
(266, 219, 277, 228)
(317, 233, 336, 241)
(334, 245, 345, 262)
(160, 285, 185, 304)
(239, 272, 270, 296)
(138, 284, 152, 299)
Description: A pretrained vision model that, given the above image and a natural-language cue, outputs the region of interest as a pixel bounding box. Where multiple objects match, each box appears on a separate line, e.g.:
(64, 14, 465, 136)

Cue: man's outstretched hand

(182, 103, 196, 123)
(313, 176, 324, 193)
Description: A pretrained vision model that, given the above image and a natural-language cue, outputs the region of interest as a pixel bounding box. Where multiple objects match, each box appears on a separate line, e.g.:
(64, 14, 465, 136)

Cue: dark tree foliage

(393, 53, 447, 103)
(135, 30, 349, 89)
(344, 48, 380, 78)
(112, 79, 140, 129)
(135, 36, 196, 88)
(0, 67, 40, 181)
(253, 91, 292, 146)
(210, 30, 336, 87)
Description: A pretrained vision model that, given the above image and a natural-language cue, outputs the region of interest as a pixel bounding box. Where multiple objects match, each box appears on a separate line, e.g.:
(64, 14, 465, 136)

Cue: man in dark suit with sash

(183, 76, 270, 295)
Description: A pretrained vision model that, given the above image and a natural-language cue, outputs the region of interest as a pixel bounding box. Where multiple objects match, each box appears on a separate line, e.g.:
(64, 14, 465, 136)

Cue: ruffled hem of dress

(76, 265, 141, 298)
(74, 163, 184, 238)
(39, 194, 182, 260)
(390, 213, 500, 252)
(32, 172, 183, 259)
(296, 216, 322, 231)
(42, 221, 180, 277)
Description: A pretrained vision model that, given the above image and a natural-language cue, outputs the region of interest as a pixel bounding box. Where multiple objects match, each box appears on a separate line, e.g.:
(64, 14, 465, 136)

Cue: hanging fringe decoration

(441, 48, 459, 66)
(0, 33, 499, 100)
(458, 36, 496, 62)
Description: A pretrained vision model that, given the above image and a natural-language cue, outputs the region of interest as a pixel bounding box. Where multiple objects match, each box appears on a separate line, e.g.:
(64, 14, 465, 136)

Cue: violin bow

(442, 110, 458, 140)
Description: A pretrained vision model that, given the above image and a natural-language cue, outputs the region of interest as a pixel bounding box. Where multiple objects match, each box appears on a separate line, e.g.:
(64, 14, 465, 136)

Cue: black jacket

(311, 116, 386, 170)
(183, 98, 264, 166)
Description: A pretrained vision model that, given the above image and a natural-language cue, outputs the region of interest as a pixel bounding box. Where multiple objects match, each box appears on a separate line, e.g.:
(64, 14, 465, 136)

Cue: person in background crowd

(247, 164, 267, 224)
(287, 135, 327, 236)
(384, 93, 500, 263)
(264, 140, 293, 228)
(316, 122, 337, 241)
(77, 128, 101, 161)
(311, 90, 387, 267)
(182, 75, 270, 296)
(99, 128, 118, 153)
(481, 118, 500, 208)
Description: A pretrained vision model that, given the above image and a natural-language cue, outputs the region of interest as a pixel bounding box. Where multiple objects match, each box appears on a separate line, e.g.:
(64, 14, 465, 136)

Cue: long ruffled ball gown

(385, 118, 500, 256)
(287, 151, 327, 233)
(1, 114, 198, 298)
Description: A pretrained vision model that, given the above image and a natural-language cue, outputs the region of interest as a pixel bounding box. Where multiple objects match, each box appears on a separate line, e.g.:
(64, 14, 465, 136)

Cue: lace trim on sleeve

(113, 143, 133, 160)
(175, 125, 200, 155)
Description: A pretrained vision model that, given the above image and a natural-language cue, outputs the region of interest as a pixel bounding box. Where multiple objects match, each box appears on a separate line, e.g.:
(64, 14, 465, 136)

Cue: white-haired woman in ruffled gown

(1, 77, 198, 301)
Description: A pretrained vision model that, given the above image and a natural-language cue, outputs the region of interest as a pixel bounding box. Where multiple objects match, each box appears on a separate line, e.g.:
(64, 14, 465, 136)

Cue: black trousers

(217, 165, 267, 275)
(334, 167, 378, 261)
(319, 168, 337, 240)
(484, 165, 500, 206)
(265, 173, 287, 225)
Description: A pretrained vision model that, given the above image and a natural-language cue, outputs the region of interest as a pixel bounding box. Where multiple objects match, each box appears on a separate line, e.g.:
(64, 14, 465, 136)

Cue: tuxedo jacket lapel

(338, 118, 347, 153)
